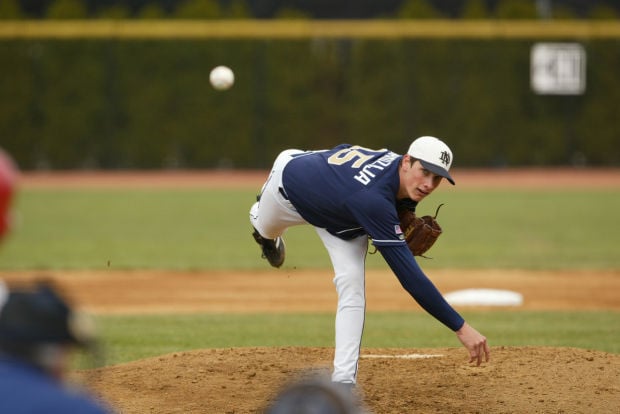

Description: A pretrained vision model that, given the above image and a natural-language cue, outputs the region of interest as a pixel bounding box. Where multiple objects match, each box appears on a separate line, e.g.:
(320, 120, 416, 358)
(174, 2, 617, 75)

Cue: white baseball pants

(249, 149, 368, 384)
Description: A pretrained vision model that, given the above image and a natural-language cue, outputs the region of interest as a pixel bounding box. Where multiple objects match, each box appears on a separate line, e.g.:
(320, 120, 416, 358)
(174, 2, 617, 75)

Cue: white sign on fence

(531, 43, 586, 95)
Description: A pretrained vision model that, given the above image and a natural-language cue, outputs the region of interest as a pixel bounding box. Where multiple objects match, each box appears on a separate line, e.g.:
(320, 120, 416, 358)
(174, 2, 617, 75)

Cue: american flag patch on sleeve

(395, 224, 404, 239)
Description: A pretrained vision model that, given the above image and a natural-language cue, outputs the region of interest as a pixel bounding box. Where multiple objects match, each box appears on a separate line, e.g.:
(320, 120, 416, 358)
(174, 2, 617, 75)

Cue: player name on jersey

(353, 151, 400, 185)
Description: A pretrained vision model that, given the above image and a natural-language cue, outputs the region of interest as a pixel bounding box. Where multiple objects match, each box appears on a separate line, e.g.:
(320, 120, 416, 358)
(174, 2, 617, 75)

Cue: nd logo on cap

(407, 136, 455, 185)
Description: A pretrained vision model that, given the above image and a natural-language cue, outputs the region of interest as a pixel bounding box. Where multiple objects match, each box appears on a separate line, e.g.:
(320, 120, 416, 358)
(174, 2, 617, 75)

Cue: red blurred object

(0, 148, 17, 241)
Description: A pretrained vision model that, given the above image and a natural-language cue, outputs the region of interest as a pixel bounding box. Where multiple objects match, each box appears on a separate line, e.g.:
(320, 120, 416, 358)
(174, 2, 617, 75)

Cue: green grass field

(93, 310, 620, 366)
(2, 187, 619, 270)
(1, 186, 619, 366)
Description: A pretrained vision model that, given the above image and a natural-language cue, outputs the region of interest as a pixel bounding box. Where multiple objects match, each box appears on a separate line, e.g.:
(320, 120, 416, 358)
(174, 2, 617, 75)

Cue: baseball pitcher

(249, 136, 490, 387)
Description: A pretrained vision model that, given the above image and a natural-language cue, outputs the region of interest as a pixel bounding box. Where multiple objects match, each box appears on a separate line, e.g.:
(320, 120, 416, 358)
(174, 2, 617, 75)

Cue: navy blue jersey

(0, 357, 111, 414)
(282, 144, 464, 331)
(282, 144, 405, 244)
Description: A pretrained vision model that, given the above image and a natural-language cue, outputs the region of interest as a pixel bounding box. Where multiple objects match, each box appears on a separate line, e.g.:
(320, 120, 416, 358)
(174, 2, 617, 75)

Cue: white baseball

(209, 65, 234, 90)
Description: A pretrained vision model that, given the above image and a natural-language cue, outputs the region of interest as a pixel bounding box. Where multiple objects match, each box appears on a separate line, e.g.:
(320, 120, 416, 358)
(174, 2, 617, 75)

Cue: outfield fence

(1, 20, 620, 39)
(0, 20, 619, 170)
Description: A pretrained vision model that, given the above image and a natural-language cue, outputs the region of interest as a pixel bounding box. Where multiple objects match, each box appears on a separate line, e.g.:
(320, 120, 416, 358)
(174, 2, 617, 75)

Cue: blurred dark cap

(0, 281, 95, 348)
(265, 376, 364, 414)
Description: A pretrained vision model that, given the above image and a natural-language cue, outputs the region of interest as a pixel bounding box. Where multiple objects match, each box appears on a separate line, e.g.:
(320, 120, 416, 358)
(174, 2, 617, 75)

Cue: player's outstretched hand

(456, 322, 490, 366)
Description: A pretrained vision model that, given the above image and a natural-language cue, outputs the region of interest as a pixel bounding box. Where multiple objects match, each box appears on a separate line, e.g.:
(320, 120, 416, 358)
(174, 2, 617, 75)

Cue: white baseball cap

(407, 136, 455, 185)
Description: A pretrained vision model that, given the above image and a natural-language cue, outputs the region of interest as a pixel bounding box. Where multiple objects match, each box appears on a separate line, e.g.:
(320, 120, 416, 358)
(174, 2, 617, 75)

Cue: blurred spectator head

(265, 375, 366, 414)
(0, 281, 98, 378)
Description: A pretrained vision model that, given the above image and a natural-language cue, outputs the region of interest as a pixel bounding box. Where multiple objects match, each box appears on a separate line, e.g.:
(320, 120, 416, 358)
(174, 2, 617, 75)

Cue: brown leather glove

(398, 204, 444, 257)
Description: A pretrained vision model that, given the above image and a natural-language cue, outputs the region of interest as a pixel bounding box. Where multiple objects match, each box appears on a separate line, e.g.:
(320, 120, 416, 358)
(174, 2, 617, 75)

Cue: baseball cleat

(252, 228, 285, 268)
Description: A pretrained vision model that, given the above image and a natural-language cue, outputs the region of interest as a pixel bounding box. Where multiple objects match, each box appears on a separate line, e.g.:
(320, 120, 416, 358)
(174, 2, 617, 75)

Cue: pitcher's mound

(81, 346, 619, 414)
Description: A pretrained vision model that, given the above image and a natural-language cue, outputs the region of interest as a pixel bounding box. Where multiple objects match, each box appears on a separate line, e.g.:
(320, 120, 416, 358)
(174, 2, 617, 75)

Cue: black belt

(278, 187, 289, 200)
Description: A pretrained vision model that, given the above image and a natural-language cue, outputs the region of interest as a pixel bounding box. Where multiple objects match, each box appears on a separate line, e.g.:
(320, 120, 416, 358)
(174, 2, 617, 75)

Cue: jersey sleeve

(378, 244, 465, 332)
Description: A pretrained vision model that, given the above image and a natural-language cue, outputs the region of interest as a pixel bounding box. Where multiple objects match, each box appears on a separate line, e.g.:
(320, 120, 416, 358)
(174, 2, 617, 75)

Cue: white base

(444, 288, 523, 306)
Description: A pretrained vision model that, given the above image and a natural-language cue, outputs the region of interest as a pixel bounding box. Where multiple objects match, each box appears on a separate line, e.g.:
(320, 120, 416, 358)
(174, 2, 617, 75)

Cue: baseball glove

(398, 203, 444, 258)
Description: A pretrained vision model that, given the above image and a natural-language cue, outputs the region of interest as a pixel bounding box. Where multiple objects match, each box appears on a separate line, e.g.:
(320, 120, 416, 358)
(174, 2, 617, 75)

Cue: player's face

(398, 158, 443, 202)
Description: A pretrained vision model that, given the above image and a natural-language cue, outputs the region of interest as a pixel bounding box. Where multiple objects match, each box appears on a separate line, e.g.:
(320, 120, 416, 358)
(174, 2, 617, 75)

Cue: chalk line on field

(361, 354, 444, 360)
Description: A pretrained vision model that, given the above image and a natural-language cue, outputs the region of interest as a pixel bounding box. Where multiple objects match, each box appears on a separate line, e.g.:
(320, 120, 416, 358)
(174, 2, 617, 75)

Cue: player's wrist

(455, 321, 468, 333)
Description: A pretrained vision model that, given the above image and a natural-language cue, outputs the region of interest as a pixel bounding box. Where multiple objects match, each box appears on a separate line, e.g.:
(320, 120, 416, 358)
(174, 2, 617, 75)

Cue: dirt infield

(3, 268, 620, 314)
(7, 169, 620, 413)
(17, 167, 620, 190)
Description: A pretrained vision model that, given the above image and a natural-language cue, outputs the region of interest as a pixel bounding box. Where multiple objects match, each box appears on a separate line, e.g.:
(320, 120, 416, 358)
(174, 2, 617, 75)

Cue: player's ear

(402, 154, 416, 170)
(401, 154, 409, 169)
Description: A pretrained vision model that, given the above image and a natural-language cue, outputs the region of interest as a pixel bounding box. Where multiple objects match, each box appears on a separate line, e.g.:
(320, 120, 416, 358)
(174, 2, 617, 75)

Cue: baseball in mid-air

(209, 65, 235, 90)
